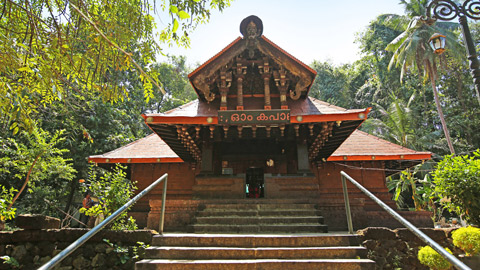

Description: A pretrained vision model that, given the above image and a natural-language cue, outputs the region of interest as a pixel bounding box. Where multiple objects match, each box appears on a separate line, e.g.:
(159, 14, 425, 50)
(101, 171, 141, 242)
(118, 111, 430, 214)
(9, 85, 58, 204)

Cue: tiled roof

(89, 130, 430, 164)
(88, 134, 182, 163)
(328, 130, 431, 161)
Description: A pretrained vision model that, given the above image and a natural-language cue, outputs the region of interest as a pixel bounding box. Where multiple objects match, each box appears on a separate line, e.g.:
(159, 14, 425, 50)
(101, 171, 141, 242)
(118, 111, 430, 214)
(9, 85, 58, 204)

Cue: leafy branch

(69, 2, 166, 95)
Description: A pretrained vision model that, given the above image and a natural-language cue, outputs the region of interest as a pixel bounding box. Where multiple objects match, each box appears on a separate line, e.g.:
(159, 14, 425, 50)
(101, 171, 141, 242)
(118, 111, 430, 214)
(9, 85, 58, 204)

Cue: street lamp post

(427, 0, 480, 95)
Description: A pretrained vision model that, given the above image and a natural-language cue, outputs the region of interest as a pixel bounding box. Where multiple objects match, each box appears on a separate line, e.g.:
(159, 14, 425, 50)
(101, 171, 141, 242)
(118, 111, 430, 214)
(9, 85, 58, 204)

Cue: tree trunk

(8, 152, 44, 209)
(455, 71, 467, 111)
(475, 87, 480, 107)
(63, 178, 78, 221)
(426, 61, 455, 155)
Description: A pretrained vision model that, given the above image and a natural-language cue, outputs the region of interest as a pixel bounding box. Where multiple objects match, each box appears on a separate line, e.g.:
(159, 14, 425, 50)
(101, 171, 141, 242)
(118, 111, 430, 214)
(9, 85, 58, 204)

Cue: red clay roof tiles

(89, 129, 430, 163)
(328, 130, 431, 161)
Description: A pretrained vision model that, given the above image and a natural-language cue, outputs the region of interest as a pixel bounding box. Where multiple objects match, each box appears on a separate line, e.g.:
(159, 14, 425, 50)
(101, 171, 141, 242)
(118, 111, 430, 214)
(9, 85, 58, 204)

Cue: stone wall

(0, 229, 156, 270)
(357, 227, 462, 269)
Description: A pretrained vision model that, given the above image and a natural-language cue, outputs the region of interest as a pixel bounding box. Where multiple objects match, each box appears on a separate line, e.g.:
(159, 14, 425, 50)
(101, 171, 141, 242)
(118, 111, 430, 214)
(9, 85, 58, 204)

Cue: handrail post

(159, 175, 168, 234)
(341, 174, 354, 234)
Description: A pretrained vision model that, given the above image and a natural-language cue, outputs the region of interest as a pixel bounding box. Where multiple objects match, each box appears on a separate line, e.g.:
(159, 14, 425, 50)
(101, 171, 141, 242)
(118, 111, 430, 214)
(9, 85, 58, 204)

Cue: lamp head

(429, 33, 446, 55)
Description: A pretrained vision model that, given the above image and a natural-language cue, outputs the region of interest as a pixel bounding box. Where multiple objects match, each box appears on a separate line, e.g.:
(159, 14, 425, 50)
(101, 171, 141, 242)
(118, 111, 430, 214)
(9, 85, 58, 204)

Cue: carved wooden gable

(188, 15, 316, 111)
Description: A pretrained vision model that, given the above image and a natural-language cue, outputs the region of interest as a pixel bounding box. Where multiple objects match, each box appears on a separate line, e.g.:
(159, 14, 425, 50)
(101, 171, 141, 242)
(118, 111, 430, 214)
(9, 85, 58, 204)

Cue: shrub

(433, 150, 480, 225)
(0, 186, 17, 222)
(452, 226, 480, 256)
(418, 246, 452, 270)
(81, 164, 138, 230)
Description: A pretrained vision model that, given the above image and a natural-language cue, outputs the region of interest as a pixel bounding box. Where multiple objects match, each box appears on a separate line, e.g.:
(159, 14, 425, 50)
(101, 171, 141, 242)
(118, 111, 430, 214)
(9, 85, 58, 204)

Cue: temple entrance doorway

(246, 167, 264, 198)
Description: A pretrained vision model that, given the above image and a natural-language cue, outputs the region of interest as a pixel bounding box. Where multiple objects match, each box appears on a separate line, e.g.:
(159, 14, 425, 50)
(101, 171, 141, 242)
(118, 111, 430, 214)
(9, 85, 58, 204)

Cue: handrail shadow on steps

(38, 173, 168, 270)
(340, 170, 470, 270)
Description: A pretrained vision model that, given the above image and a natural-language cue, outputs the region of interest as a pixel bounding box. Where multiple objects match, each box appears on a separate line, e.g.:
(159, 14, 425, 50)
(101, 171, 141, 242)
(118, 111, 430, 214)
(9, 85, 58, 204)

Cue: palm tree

(386, 12, 463, 154)
(363, 93, 416, 148)
(363, 93, 424, 210)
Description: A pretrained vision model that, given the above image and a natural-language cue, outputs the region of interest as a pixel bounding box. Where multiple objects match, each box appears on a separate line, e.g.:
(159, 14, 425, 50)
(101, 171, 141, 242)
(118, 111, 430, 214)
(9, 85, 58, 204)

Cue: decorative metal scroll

(427, 0, 480, 20)
(218, 109, 290, 125)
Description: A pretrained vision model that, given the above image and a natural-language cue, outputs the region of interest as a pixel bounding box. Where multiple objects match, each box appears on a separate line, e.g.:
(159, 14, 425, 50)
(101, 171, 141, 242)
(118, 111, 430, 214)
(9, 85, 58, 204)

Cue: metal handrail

(340, 171, 471, 270)
(39, 173, 168, 270)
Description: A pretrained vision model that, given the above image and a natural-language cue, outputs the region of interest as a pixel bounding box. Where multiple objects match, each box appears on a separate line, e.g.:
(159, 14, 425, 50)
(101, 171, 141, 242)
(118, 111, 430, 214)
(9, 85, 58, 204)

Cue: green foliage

(309, 61, 350, 107)
(0, 0, 231, 133)
(81, 164, 138, 230)
(363, 93, 416, 148)
(102, 239, 150, 265)
(0, 256, 20, 268)
(0, 126, 76, 217)
(433, 150, 480, 225)
(452, 226, 480, 256)
(0, 186, 17, 221)
(132, 241, 150, 260)
(417, 246, 452, 270)
(145, 56, 197, 113)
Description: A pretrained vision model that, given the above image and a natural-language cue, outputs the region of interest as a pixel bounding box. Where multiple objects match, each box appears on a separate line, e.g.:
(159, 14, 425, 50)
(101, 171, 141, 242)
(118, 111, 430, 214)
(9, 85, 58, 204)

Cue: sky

(156, 0, 407, 67)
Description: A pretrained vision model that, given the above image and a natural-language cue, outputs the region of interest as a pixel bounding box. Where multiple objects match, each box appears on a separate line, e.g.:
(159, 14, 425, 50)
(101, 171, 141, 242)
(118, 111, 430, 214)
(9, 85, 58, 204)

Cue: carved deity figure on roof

(247, 21, 259, 39)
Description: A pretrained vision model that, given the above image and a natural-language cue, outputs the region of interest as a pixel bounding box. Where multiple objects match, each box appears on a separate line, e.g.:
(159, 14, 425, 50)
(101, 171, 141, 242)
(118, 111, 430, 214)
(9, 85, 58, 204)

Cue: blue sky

(157, 0, 406, 66)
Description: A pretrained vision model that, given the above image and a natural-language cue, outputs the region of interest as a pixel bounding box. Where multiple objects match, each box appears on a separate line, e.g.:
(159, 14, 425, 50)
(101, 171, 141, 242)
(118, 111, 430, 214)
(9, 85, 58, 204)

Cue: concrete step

(135, 258, 375, 270)
(201, 203, 317, 210)
(194, 199, 313, 204)
(151, 234, 361, 247)
(145, 246, 367, 260)
(195, 209, 323, 217)
(190, 224, 328, 233)
(194, 216, 324, 225)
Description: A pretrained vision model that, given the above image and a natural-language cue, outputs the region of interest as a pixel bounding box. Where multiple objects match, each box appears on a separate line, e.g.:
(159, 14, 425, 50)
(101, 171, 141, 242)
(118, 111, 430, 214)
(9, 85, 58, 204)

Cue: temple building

(89, 16, 432, 232)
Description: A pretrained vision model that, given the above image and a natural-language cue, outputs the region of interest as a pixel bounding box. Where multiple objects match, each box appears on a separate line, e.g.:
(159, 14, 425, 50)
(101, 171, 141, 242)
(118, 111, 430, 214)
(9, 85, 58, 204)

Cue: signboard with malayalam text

(218, 109, 290, 125)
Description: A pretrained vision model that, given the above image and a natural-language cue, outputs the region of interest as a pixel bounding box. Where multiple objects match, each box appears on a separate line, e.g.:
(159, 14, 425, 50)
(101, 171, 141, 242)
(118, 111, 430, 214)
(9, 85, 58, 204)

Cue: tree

(145, 56, 197, 113)
(0, 126, 76, 218)
(309, 61, 349, 107)
(0, 0, 231, 134)
(363, 93, 416, 148)
(0, 0, 231, 221)
(386, 14, 463, 154)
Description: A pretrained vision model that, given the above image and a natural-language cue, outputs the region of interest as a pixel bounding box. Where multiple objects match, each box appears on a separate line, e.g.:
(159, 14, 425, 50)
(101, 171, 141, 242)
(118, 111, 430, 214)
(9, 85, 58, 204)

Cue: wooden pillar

(235, 58, 247, 110)
(274, 67, 289, 109)
(259, 58, 271, 110)
(219, 67, 232, 110)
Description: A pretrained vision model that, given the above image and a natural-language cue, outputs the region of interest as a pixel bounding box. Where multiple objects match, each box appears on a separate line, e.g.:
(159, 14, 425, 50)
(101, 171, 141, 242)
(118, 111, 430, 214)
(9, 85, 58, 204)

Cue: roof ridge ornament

(240, 15, 263, 38)
(240, 15, 263, 58)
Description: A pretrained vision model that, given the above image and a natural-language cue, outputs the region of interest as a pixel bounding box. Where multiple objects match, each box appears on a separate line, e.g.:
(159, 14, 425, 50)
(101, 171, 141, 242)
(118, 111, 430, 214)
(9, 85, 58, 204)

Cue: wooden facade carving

(218, 66, 232, 110)
(188, 16, 315, 110)
(308, 122, 335, 160)
(234, 57, 247, 110)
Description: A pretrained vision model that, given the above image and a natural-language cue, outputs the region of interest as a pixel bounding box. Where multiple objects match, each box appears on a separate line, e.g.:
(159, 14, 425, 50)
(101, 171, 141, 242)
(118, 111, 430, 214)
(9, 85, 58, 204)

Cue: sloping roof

(188, 35, 317, 101)
(88, 134, 182, 164)
(143, 97, 369, 124)
(328, 130, 431, 161)
(188, 35, 316, 81)
(89, 130, 430, 164)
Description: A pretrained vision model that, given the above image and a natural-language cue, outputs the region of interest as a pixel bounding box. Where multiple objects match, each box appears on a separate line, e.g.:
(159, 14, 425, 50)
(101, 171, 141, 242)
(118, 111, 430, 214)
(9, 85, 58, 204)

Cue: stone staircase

(136, 200, 375, 269)
(188, 200, 328, 233)
(135, 234, 375, 269)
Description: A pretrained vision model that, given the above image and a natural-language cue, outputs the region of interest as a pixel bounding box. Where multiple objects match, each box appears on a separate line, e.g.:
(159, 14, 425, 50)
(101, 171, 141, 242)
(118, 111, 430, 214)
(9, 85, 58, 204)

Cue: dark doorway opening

(246, 167, 264, 198)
